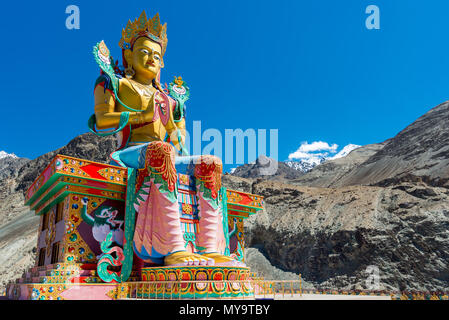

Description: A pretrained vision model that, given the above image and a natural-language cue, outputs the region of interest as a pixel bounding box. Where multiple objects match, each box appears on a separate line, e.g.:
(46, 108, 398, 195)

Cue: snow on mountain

(328, 144, 361, 160)
(0, 151, 18, 160)
(285, 157, 326, 173)
(285, 143, 361, 173)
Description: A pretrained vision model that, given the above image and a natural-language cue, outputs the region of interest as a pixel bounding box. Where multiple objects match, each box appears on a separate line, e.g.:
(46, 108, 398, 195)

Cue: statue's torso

(117, 78, 168, 146)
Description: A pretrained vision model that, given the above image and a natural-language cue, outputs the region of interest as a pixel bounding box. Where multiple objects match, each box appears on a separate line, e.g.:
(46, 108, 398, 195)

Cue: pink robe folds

(130, 141, 226, 265)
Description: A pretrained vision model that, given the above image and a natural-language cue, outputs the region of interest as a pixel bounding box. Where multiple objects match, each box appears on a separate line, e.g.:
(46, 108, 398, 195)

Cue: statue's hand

(140, 95, 155, 123)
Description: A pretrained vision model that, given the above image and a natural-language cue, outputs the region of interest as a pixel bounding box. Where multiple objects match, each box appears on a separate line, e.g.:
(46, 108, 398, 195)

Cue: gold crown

(119, 10, 168, 55)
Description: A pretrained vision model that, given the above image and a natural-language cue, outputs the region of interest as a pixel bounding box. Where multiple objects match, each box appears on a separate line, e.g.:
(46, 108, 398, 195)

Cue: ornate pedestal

(6, 154, 264, 300)
(135, 266, 254, 299)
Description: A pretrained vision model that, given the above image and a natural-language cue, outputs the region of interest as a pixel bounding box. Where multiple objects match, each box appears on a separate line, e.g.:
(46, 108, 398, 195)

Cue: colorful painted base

(6, 263, 139, 300)
(134, 265, 254, 299)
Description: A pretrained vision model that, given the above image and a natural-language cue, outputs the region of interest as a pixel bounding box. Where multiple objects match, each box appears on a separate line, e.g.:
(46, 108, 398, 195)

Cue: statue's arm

(94, 85, 125, 129)
(93, 78, 152, 129)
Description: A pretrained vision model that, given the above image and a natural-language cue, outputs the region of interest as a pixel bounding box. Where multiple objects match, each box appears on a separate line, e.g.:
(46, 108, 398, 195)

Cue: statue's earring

(125, 64, 135, 79)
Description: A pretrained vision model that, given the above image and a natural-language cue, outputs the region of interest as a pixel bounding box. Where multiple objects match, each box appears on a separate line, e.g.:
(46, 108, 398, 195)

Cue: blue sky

(1, 1, 449, 172)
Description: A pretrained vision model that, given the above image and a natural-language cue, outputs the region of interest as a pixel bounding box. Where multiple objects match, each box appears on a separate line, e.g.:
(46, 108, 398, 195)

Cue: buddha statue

(89, 10, 240, 273)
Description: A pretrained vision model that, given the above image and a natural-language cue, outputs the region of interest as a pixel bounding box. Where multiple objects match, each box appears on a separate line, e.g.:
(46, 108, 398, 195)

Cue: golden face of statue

(125, 36, 163, 82)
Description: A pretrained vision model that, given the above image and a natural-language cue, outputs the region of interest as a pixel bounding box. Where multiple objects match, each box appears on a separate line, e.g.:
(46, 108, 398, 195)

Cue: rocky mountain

(0, 153, 28, 180)
(285, 158, 325, 173)
(0, 155, 31, 228)
(233, 144, 362, 179)
(225, 174, 449, 291)
(289, 143, 387, 188)
(231, 155, 305, 181)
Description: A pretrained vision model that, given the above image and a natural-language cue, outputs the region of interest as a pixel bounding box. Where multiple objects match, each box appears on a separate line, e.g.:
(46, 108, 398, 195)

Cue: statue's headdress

(119, 10, 168, 56)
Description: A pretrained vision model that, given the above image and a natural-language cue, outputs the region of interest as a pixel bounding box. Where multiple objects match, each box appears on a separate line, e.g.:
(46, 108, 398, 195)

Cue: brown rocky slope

(224, 175, 449, 291)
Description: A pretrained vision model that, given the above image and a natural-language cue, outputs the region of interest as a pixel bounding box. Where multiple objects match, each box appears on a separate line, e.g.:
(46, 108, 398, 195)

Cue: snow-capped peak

(285, 156, 326, 173)
(285, 143, 361, 173)
(328, 144, 361, 160)
(0, 151, 18, 160)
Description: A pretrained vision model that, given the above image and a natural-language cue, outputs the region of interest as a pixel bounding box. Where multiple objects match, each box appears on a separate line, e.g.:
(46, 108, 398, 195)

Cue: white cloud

(297, 141, 338, 153)
(287, 151, 311, 159)
(288, 141, 360, 164)
(288, 141, 339, 162)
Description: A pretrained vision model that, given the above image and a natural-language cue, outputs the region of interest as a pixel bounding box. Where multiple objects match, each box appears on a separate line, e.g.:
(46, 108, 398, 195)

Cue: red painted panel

(80, 164, 109, 181)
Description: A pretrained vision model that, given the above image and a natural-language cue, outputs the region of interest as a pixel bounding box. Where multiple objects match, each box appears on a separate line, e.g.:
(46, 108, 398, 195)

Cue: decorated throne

(5, 155, 263, 300)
